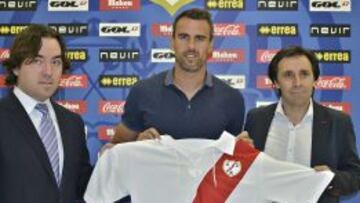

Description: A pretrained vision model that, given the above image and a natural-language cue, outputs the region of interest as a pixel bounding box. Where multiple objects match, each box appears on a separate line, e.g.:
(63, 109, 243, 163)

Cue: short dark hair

(268, 46, 319, 97)
(2, 24, 69, 85)
(268, 46, 319, 83)
(172, 8, 214, 41)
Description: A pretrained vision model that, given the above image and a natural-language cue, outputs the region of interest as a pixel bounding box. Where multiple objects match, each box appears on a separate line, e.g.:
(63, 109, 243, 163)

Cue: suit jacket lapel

(7, 93, 57, 185)
(311, 102, 331, 166)
(257, 104, 276, 150)
(246, 104, 276, 150)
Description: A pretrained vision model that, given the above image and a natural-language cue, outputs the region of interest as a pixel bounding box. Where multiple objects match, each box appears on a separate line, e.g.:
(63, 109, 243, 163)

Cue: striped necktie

(35, 103, 60, 185)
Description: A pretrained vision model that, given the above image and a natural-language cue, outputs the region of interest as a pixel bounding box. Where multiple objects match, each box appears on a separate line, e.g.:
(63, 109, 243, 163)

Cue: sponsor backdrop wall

(0, 0, 359, 202)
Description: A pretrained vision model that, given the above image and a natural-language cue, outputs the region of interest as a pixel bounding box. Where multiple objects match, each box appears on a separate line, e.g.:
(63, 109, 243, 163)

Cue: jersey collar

(159, 131, 236, 156)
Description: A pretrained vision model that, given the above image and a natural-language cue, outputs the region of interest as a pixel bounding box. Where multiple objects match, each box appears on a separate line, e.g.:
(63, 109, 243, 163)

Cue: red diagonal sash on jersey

(193, 140, 260, 203)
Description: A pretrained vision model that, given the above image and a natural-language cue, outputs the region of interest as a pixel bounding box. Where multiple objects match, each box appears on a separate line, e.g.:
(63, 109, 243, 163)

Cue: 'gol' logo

(150, 0, 194, 15)
(222, 159, 241, 177)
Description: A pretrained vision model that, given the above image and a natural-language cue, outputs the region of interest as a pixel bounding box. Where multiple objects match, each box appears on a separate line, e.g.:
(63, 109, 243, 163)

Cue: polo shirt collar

(159, 131, 236, 156)
(164, 68, 213, 87)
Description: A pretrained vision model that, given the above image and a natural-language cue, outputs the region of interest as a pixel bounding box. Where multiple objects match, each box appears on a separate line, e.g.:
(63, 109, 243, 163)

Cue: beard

(175, 51, 206, 73)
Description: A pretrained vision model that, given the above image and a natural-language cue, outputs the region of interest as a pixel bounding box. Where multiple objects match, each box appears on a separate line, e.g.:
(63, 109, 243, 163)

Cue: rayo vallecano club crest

(151, 0, 194, 15)
(223, 159, 242, 177)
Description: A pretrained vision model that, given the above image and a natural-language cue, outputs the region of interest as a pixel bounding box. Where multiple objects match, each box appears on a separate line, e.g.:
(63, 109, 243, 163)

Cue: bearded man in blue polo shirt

(110, 8, 245, 143)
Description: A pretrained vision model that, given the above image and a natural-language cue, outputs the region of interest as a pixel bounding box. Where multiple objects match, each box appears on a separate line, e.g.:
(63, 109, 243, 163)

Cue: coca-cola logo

(256, 75, 350, 90)
(256, 49, 279, 63)
(0, 48, 10, 62)
(99, 101, 126, 114)
(152, 23, 246, 37)
(60, 74, 88, 88)
(56, 100, 87, 114)
(214, 24, 245, 37)
(315, 76, 351, 90)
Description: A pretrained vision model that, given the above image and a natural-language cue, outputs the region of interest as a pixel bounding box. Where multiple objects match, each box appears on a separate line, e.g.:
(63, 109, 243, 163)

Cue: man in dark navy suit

(0, 24, 92, 203)
(244, 46, 360, 203)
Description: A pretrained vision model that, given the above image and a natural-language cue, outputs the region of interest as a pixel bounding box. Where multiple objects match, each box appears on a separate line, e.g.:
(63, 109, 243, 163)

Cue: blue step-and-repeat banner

(0, 0, 359, 202)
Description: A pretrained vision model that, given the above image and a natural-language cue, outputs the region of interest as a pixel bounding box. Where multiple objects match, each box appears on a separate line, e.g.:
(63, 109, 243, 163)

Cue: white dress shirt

(264, 99, 313, 167)
(13, 87, 64, 179)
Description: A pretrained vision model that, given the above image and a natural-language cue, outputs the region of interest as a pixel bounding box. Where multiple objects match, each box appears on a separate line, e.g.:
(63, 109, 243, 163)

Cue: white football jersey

(85, 132, 334, 203)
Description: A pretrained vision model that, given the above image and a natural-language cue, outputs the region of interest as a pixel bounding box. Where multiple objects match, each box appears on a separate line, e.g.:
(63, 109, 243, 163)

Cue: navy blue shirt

(122, 70, 245, 139)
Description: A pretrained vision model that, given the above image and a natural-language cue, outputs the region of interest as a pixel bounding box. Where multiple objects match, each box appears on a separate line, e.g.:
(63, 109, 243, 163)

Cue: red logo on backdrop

(99, 100, 126, 114)
(208, 49, 245, 63)
(0, 75, 5, 88)
(256, 49, 279, 63)
(60, 74, 88, 88)
(98, 126, 115, 141)
(315, 76, 351, 90)
(151, 23, 245, 37)
(0, 48, 10, 62)
(99, 0, 140, 10)
(256, 75, 274, 89)
(321, 102, 351, 114)
(56, 100, 87, 114)
(152, 23, 172, 37)
(256, 76, 351, 90)
(214, 23, 246, 37)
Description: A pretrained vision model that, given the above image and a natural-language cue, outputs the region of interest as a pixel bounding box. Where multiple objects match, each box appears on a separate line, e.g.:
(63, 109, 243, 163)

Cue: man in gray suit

(0, 24, 92, 203)
(244, 46, 360, 203)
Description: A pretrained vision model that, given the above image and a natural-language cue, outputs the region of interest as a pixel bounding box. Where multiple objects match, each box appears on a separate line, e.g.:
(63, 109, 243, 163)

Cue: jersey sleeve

(258, 153, 334, 203)
(84, 145, 130, 203)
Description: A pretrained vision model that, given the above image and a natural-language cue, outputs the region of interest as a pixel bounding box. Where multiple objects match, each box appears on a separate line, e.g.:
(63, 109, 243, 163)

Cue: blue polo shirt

(122, 69, 245, 139)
